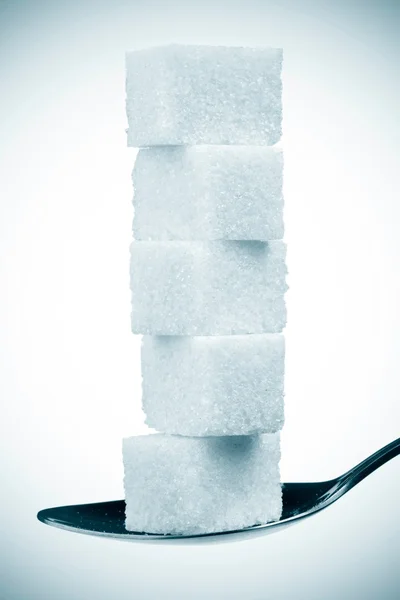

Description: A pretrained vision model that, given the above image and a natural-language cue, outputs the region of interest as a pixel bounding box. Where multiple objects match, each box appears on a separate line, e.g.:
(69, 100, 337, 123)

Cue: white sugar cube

(123, 433, 282, 535)
(130, 241, 287, 335)
(142, 334, 285, 436)
(132, 146, 284, 241)
(126, 45, 282, 147)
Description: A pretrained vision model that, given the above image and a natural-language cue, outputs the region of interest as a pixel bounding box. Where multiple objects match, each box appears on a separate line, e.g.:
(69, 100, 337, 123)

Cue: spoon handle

(339, 437, 400, 489)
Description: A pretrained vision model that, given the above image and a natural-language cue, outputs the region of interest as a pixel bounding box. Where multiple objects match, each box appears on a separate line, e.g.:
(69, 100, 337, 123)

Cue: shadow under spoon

(37, 437, 400, 541)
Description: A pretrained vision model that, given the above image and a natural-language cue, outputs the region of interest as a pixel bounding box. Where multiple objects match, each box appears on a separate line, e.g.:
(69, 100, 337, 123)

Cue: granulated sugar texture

(142, 334, 285, 436)
(132, 145, 284, 241)
(123, 43, 286, 536)
(123, 433, 282, 535)
(126, 45, 282, 146)
(130, 240, 287, 335)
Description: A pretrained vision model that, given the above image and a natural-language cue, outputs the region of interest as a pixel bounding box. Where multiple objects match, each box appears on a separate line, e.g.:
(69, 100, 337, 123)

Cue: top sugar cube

(126, 45, 283, 147)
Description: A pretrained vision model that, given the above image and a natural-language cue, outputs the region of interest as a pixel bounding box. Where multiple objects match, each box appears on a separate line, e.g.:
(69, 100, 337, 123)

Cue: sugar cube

(123, 433, 282, 535)
(126, 44, 282, 147)
(130, 241, 287, 335)
(132, 146, 284, 241)
(142, 334, 285, 436)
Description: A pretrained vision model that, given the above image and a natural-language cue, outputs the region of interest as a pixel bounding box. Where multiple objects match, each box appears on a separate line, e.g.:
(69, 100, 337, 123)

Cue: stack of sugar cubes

(123, 45, 286, 535)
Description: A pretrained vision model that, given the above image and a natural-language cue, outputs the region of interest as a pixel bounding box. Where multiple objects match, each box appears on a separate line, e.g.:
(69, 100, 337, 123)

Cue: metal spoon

(37, 437, 399, 541)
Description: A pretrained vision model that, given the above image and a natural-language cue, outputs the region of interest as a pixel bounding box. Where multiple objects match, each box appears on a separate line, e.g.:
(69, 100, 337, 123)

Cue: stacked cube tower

(123, 45, 286, 535)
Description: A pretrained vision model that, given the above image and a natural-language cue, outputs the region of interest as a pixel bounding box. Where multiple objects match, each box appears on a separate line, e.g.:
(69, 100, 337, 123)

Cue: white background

(1, 1, 399, 598)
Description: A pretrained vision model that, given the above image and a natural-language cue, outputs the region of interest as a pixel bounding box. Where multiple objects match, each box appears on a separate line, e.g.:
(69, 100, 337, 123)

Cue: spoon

(37, 437, 399, 541)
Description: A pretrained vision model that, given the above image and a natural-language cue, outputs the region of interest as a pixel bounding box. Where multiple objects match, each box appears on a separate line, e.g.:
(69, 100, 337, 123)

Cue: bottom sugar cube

(123, 433, 282, 535)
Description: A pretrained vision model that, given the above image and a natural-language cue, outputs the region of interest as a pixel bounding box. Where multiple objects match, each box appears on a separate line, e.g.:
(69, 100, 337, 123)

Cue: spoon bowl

(37, 437, 400, 541)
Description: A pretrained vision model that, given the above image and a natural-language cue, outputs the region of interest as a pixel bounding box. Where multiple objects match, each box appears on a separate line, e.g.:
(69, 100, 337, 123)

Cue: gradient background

(1, 0, 399, 598)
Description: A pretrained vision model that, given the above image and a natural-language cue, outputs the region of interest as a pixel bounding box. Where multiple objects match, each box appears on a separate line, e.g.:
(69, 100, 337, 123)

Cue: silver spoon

(37, 437, 399, 542)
